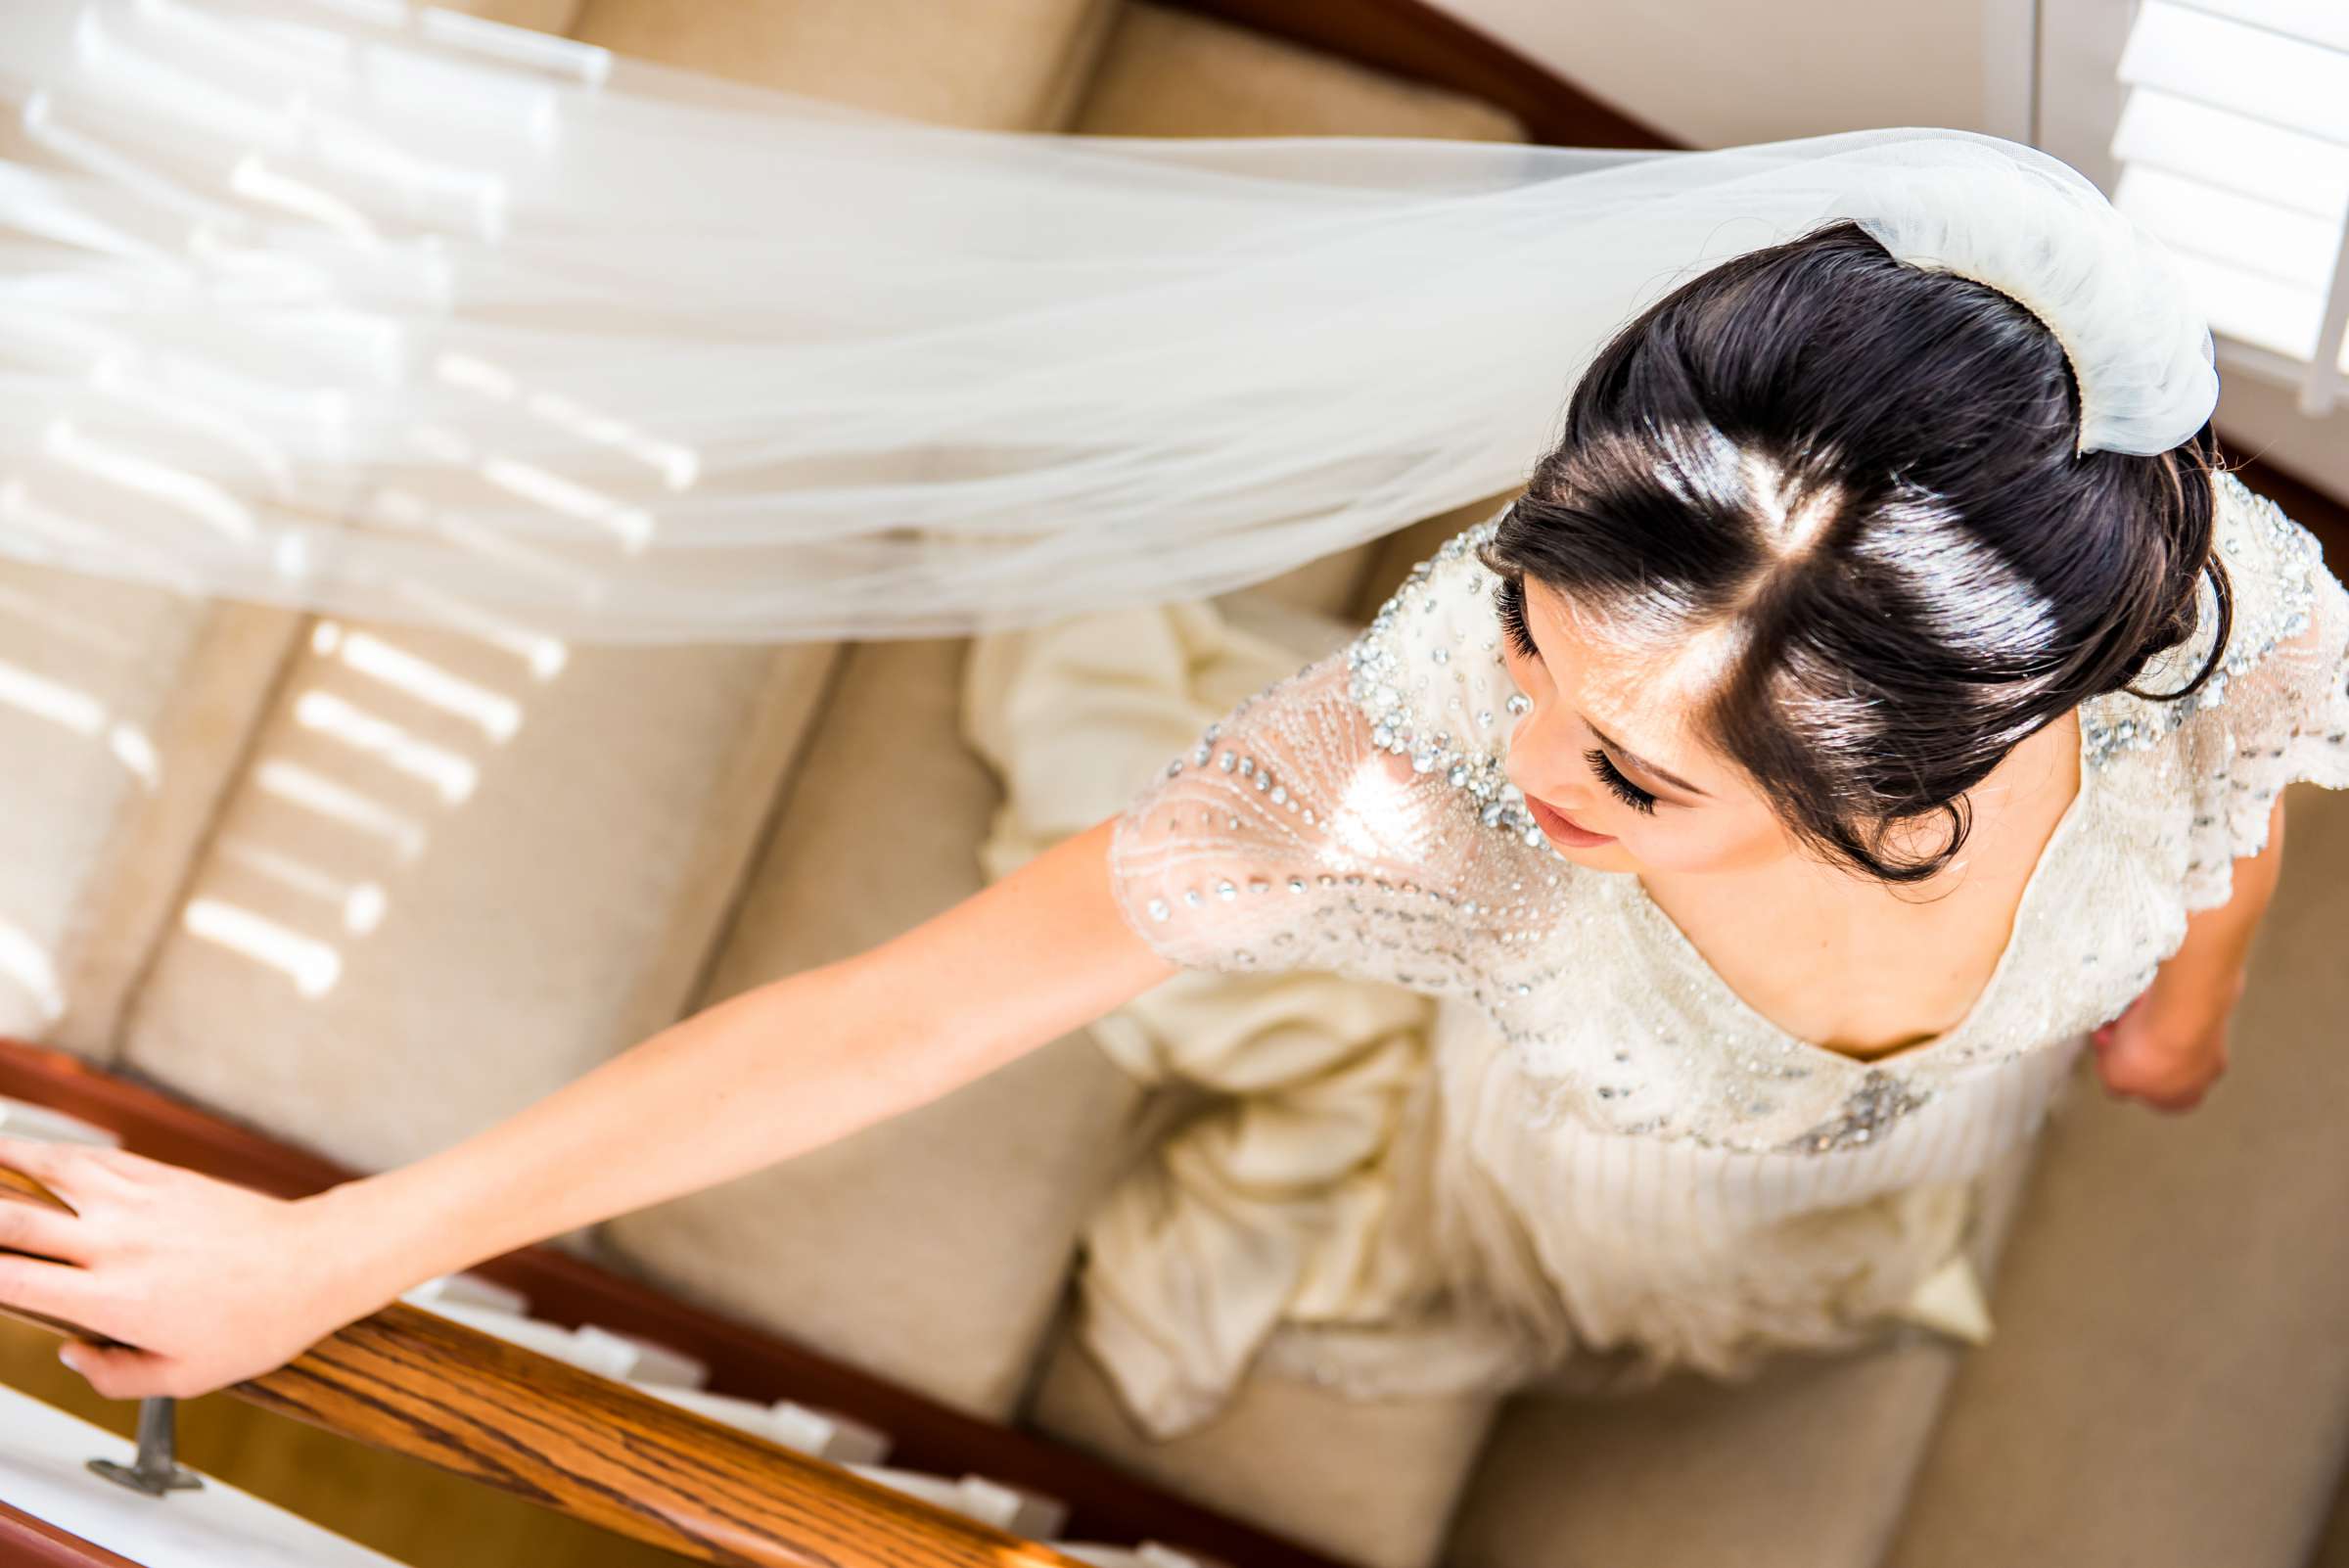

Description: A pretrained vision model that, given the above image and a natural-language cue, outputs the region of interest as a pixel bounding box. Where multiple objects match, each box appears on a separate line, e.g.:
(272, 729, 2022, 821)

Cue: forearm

(308, 954, 930, 1307)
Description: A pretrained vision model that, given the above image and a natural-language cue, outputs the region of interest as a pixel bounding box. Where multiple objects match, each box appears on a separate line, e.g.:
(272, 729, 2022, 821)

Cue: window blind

(2109, 0, 2349, 414)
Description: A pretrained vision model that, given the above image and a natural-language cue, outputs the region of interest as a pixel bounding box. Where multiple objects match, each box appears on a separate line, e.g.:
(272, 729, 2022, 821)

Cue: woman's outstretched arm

(0, 813, 1176, 1401)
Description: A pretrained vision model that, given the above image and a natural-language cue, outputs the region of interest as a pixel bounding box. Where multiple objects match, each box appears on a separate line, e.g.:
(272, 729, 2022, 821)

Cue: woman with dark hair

(3, 217, 2342, 1445)
(1039, 217, 2349, 1434)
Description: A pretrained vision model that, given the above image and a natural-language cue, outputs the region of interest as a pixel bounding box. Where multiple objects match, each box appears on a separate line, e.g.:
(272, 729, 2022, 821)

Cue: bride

(0, 3, 2341, 1440)
(4, 210, 2343, 1435)
(1060, 219, 2341, 1434)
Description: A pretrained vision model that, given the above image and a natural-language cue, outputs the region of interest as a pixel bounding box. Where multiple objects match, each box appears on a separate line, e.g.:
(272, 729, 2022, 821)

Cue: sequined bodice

(1106, 470, 2349, 1158)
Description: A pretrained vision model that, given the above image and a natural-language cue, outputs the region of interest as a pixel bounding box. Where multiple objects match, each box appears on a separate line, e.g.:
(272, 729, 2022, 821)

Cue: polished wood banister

(3, 1168, 1089, 1568)
(0, 1038, 1355, 1568)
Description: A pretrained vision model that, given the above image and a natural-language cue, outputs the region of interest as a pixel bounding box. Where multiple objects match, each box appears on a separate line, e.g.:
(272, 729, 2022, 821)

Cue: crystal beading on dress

(1107, 467, 2349, 1157)
(2079, 475, 2331, 767)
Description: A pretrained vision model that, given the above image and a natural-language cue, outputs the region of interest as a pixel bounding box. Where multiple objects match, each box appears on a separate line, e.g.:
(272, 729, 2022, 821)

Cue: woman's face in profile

(1497, 574, 1791, 877)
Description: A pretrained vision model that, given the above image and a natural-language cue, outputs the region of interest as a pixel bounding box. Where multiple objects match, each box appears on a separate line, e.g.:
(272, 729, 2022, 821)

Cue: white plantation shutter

(2109, 0, 2349, 414)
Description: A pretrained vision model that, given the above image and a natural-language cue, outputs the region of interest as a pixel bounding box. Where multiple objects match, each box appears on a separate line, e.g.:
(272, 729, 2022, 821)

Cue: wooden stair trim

(1158, 0, 1675, 148)
(0, 1499, 144, 1568)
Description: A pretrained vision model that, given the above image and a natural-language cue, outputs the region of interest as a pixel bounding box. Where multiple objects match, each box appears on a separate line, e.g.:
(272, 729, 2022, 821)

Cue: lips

(1526, 792, 1615, 848)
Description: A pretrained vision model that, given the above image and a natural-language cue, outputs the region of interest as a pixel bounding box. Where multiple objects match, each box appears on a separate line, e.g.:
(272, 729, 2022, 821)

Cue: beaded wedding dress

(960, 468, 2349, 1441)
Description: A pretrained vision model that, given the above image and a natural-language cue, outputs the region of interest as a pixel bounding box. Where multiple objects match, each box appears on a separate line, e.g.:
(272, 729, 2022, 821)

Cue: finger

(0, 1254, 95, 1329)
(0, 1198, 90, 1264)
(66, 1144, 168, 1184)
(0, 1136, 90, 1208)
(61, 1340, 180, 1402)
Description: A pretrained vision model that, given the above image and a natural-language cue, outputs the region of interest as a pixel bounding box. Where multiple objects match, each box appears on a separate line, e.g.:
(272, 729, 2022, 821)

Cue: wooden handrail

(0, 1039, 1356, 1568)
(3, 1167, 1087, 1568)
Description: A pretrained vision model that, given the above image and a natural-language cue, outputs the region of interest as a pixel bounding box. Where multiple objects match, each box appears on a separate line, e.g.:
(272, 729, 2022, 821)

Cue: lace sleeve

(1104, 641, 1539, 999)
(2108, 471, 2349, 912)
(2176, 562, 2349, 909)
(1107, 503, 1567, 999)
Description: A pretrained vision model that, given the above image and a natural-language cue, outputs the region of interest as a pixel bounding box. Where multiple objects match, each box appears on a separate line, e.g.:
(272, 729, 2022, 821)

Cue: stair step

(1025, 1314, 1504, 1568)
(0, 571, 299, 1060)
(118, 631, 839, 1173)
(1071, 0, 1524, 144)
(1439, 1115, 2046, 1568)
(569, 0, 1117, 133)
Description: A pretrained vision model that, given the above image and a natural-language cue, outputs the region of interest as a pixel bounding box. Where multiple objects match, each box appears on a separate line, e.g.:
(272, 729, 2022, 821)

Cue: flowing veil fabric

(0, 0, 2214, 643)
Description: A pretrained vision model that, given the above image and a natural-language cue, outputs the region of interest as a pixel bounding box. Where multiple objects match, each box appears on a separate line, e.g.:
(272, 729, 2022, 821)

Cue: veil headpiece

(1838, 148, 2216, 459)
(0, 0, 2219, 642)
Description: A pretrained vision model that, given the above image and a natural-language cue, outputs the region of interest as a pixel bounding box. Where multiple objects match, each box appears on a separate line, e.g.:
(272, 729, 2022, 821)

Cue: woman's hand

(0, 1137, 392, 1402)
(2091, 965, 2242, 1113)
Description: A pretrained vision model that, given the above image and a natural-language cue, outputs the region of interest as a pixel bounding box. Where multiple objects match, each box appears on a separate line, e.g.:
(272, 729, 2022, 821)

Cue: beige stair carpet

(1439, 1125, 2046, 1568)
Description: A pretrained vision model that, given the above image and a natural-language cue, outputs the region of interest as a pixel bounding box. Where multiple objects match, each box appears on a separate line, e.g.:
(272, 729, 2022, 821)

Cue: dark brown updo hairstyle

(1476, 217, 2232, 886)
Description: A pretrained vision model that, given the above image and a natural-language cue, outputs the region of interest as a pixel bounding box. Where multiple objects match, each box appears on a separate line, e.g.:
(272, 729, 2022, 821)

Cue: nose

(1505, 709, 1589, 813)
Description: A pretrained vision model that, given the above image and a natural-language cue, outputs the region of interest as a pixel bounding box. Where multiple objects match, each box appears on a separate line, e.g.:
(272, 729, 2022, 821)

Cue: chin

(1545, 837, 1643, 874)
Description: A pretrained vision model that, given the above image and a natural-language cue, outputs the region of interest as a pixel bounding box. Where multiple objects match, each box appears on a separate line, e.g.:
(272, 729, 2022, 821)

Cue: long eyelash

(1497, 576, 1540, 660)
(1498, 575, 1658, 815)
(1585, 746, 1659, 815)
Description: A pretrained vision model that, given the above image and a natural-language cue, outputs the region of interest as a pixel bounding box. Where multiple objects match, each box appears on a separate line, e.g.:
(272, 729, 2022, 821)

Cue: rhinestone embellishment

(1344, 516, 1545, 847)
(1773, 1069, 1937, 1153)
(2080, 471, 2322, 767)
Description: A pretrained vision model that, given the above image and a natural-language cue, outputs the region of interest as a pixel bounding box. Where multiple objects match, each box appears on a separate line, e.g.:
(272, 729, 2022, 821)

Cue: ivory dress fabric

(961, 468, 2349, 1442)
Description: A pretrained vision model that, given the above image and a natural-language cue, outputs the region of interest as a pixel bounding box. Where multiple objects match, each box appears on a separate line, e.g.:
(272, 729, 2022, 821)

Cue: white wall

(1426, 0, 2003, 149)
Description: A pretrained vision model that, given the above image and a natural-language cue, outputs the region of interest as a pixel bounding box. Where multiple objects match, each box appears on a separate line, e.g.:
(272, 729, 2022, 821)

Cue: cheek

(1610, 802, 1783, 873)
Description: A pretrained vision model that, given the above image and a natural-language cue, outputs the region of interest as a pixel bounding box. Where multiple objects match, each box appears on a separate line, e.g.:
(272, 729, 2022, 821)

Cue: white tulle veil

(0, 0, 2220, 643)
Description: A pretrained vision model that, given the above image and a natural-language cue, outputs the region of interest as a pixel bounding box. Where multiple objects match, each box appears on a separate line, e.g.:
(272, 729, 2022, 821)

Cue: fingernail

(57, 1347, 79, 1371)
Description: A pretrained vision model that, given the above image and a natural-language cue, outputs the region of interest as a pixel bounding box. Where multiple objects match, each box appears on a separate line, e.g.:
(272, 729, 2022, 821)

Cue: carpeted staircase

(5, 2, 2344, 1564)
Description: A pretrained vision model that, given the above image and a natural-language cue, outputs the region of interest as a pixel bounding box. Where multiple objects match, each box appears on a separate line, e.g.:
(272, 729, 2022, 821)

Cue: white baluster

(1045, 1541, 1228, 1568)
(400, 1272, 530, 1315)
(845, 1464, 1068, 1539)
(768, 1401, 889, 1465)
(568, 1323, 707, 1389)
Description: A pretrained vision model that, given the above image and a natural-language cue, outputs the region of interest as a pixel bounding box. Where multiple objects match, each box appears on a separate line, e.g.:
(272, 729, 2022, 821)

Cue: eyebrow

(1583, 717, 1713, 800)
(1514, 575, 1714, 801)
